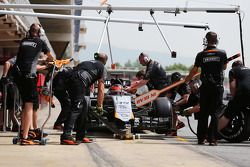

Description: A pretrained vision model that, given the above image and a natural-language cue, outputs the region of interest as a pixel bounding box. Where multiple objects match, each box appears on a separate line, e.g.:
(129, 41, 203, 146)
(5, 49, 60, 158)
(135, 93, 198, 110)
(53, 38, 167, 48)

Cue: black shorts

(16, 75, 38, 104)
(33, 93, 39, 111)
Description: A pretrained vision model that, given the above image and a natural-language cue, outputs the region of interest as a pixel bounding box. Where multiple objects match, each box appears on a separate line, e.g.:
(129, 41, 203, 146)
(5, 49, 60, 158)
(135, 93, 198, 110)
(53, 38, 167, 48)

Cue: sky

(78, 0, 249, 71)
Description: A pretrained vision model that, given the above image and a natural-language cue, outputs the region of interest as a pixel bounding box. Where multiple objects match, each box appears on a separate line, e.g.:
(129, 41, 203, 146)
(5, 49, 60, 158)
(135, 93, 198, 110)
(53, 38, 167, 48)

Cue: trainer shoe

(20, 138, 39, 146)
(60, 134, 79, 145)
(209, 142, 218, 146)
(197, 139, 206, 145)
(208, 139, 218, 146)
(32, 128, 48, 140)
(176, 121, 185, 130)
(165, 130, 177, 136)
(76, 137, 93, 143)
(53, 124, 64, 131)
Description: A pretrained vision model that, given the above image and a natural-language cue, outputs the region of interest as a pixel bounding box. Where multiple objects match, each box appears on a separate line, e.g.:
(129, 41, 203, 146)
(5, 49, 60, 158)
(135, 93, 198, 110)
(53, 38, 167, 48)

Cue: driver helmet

(110, 84, 122, 94)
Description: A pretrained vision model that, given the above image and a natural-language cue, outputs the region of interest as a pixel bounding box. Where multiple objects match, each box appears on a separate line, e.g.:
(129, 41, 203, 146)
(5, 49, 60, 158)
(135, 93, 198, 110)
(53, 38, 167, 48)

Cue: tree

(124, 60, 132, 67)
(165, 63, 189, 71)
(114, 62, 122, 68)
(132, 60, 142, 69)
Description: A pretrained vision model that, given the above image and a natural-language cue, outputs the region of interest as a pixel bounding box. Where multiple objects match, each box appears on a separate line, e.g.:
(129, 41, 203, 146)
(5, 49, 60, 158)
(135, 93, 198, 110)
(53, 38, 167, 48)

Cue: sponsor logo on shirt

(203, 56, 220, 63)
(22, 41, 37, 48)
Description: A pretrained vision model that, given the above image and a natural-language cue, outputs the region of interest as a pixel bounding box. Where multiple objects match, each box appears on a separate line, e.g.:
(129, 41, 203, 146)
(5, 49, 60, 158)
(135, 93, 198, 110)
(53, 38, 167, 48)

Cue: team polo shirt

(144, 60, 171, 90)
(74, 60, 107, 87)
(195, 46, 227, 85)
(229, 66, 250, 95)
(16, 37, 50, 74)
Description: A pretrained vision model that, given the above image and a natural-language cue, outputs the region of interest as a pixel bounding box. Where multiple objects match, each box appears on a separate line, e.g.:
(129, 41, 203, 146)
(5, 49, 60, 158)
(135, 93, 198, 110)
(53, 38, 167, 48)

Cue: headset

(94, 52, 108, 65)
(94, 52, 100, 60)
(143, 56, 149, 63)
(203, 31, 218, 47)
(28, 23, 45, 37)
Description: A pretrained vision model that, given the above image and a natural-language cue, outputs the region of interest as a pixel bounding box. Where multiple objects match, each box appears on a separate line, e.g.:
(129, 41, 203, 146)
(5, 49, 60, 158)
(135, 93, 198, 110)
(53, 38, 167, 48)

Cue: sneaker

(20, 138, 39, 146)
(28, 131, 37, 139)
(198, 139, 206, 145)
(32, 128, 48, 140)
(166, 130, 177, 136)
(176, 121, 185, 130)
(208, 139, 217, 146)
(209, 142, 218, 146)
(60, 134, 79, 145)
(53, 124, 64, 131)
(77, 137, 93, 143)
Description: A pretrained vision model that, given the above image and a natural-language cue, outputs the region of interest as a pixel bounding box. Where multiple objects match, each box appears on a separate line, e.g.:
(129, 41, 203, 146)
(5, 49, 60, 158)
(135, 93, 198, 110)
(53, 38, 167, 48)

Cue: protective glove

(96, 105, 104, 115)
(179, 108, 192, 117)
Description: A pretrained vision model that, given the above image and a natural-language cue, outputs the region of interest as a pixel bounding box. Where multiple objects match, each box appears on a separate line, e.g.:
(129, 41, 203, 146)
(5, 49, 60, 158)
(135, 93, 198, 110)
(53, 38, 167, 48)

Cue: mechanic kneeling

(60, 53, 108, 145)
(218, 60, 250, 130)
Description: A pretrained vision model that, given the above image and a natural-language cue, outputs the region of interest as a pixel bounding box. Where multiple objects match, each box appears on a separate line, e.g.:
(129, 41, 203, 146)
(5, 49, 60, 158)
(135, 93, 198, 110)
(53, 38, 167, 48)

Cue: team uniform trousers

(54, 89, 71, 126)
(198, 84, 223, 142)
(63, 74, 88, 140)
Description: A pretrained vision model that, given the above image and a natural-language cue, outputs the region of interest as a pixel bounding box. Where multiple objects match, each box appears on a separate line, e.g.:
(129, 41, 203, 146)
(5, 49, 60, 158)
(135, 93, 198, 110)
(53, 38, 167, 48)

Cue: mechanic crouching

(167, 72, 191, 136)
(218, 60, 250, 131)
(60, 53, 108, 145)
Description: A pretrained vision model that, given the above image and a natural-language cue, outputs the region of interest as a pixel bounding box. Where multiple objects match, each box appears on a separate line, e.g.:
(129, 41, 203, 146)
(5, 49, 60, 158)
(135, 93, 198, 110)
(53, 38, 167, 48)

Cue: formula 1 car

(87, 77, 173, 139)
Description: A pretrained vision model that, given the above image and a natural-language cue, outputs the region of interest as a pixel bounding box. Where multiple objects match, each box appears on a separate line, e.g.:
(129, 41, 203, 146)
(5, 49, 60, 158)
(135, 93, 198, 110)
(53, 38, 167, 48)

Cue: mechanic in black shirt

(52, 67, 73, 130)
(13, 23, 54, 145)
(178, 79, 201, 117)
(167, 72, 191, 136)
(185, 31, 227, 146)
(126, 52, 171, 94)
(218, 60, 250, 130)
(60, 53, 108, 145)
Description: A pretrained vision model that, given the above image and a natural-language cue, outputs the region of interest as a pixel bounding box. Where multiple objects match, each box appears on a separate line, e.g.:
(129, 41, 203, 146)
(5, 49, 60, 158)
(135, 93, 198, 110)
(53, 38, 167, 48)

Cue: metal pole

(97, 16, 110, 53)
(3, 84, 8, 132)
(0, 4, 239, 13)
(150, 10, 172, 54)
(106, 25, 113, 64)
(238, 11, 245, 65)
(0, 10, 209, 29)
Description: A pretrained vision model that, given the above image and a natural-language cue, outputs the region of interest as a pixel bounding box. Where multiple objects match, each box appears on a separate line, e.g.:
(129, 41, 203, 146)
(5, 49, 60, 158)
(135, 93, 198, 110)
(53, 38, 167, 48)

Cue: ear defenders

(143, 55, 149, 63)
(94, 52, 99, 60)
(28, 23, 45, 37)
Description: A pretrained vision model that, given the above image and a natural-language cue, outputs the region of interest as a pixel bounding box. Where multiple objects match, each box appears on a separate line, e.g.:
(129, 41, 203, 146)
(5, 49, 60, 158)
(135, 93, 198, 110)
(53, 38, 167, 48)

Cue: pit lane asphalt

(0, 100, 239, 167)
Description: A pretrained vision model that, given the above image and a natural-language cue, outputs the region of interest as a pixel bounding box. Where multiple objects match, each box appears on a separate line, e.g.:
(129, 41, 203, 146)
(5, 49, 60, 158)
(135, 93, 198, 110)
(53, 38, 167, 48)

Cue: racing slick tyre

(153, 97, 172, 117)
(218, 105, 250, 143)
(153, 97, 173, 134)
